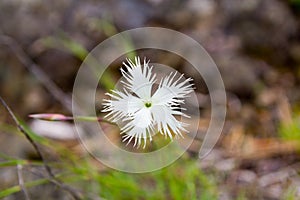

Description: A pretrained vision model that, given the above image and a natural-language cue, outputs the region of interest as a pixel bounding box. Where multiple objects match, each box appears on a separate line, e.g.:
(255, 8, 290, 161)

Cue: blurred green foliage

(0, 119, 218, 199)
(1, 152, 218, 199)
(95, 159, 217, 200)
(279, 117, 300, 140)
(283, 189, 298, 200)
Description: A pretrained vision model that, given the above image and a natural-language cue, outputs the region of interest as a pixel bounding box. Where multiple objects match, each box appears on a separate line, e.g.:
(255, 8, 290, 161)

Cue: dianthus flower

(102, 57, 194, 148)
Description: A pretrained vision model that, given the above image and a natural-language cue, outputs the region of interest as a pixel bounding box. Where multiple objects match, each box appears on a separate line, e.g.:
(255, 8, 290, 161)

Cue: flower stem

(28, 113, 114, 124)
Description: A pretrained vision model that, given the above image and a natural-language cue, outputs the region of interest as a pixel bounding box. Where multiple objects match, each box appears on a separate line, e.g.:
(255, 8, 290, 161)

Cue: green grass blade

(0, 178, 49, 198)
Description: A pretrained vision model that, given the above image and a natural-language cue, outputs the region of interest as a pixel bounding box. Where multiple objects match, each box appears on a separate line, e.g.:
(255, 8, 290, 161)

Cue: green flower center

(144, 102, 152, 108)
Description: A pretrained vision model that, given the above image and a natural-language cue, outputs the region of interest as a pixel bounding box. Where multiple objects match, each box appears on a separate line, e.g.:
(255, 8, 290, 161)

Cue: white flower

(102, 57, 194, 148)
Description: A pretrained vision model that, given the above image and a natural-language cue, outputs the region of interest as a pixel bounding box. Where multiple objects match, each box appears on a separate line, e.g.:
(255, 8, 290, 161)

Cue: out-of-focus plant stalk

(29, 113, 113, 124)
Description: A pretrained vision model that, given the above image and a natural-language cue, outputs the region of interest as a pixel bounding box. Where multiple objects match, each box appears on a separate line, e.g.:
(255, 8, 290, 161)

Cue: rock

(263, 183, 283, 199)
(219, 0, 297, 65)
(186, 0, 216, 17)
(217, 55, 260, 98)
(215, 158, 236, 172)
(108, 0, 153, 29)
(229, 170, 257, 184)
(258, 167, 297, 187)
(199, 149, 224, 169)
(256, 159, 287, 176)
(218, 188, 232, 200)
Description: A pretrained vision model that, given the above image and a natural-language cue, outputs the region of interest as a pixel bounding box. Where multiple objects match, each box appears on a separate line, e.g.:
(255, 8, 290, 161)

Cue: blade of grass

(0, 160, 27, 167)
(0, 178, 49, 198)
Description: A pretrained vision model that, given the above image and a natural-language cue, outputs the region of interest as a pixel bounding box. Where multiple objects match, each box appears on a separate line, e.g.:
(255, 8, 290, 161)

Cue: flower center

(144, 102, 152, 108)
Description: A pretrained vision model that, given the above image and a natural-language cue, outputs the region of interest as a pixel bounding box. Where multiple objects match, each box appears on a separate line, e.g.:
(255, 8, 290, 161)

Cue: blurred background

(1, 0, 300, 199)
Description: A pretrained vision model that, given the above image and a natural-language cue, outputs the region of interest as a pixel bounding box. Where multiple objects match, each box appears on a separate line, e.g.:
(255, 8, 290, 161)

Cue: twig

(17, 164, 31, 200)
(0, 96, 55, 177)
(0, 96, 82, 200)
(0, 35, 72, 111)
